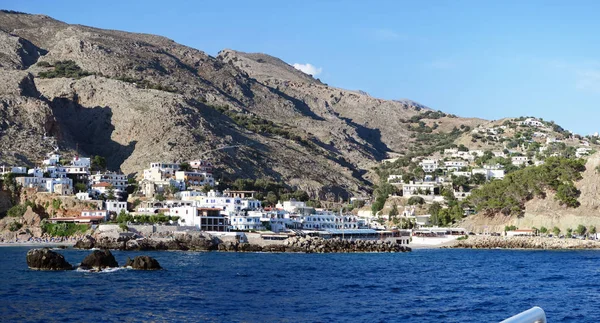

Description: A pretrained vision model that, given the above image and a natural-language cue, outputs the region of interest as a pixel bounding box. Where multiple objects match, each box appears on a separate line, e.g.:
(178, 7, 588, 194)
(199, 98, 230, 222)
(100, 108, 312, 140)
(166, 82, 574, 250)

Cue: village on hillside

(0, 116, 598, 244)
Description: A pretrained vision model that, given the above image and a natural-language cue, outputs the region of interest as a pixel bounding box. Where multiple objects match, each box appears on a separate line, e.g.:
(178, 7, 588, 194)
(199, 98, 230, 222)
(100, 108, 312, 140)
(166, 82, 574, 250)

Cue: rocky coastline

(452, 236, 600, 250)
(74, 232, 411, 253)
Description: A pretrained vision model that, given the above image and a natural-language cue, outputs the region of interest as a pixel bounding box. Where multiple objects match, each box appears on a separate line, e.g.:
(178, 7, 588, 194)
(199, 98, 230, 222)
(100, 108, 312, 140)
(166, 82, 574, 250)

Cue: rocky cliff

(0, 10, 483, 197)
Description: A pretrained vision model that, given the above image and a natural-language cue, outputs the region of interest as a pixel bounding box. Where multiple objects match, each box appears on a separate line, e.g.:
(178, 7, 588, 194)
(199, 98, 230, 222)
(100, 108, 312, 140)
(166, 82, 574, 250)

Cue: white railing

(501, 307, 546, 323)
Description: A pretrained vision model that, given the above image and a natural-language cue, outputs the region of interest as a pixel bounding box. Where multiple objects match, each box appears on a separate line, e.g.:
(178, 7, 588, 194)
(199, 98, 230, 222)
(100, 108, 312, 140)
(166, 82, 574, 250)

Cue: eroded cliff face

(0, 11, 483, 197)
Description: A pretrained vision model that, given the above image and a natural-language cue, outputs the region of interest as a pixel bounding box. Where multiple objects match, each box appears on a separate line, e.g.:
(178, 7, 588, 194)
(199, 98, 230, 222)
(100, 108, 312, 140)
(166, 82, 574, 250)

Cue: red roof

(197, 207, 223, 211)
(92, 182, 111, 187)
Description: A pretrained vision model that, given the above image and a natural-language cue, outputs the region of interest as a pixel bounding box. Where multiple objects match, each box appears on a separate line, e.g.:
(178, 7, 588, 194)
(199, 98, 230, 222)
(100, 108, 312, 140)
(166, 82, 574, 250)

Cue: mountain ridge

(0, 10, 487, 198)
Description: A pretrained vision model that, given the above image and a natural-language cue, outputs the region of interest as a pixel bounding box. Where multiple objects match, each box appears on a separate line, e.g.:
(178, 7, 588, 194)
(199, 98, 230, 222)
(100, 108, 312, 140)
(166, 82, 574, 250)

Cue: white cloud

(293, 63, 322, 76)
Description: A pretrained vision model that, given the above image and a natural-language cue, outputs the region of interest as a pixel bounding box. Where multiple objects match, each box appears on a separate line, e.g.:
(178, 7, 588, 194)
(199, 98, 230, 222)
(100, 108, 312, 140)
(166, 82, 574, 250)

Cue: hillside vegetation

(467, 157, 586, 216)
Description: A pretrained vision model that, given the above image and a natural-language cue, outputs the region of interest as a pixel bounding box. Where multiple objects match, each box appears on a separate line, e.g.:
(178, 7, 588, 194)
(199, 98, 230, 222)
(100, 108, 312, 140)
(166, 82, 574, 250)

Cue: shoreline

(0, 242, 75, 247)
(451, 235, 600, 250)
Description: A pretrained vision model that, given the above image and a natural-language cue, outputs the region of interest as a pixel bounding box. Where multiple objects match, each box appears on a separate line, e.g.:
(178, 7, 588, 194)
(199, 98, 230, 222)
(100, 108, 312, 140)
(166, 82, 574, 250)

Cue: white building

(189, 160, 213, 173)
(43, 153, 61, 166)
(444, 160, 468, 171)
(71, 156, 91, 168)
(176, 190, 206, 201)
(15, 177, 73, 195)
(174, 170, 214, 187)
(230, 213, 265, 231)
(76, 192, 92, 200)
(143, 162, 180, 181)
(197, 190, 261, 215)
(276, 200, 309, 213)
(472, 168, 505, 180)
(105, 200, 128, 215)
(0, 166, 27, 175)
(81, 210, 109, 221)
(300, 213, 360, 230)
(419, 159, 439, 173)
(91, 182, 122, 198)
(402, 181, 439, 197)
(511, 156, 529, 166)
(90, 172, 128, 191)
(173, 206, 229, 231)
(520, 118, 544, 127)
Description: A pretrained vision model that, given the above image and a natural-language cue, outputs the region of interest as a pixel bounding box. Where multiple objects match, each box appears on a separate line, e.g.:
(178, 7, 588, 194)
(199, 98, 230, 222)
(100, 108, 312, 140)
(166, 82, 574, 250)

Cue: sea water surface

(1, 247, 598, 322)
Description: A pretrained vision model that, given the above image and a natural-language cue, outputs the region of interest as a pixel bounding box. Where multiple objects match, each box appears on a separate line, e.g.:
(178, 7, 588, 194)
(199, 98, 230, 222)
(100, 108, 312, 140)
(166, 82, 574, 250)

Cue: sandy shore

(410, 240, 460, 249)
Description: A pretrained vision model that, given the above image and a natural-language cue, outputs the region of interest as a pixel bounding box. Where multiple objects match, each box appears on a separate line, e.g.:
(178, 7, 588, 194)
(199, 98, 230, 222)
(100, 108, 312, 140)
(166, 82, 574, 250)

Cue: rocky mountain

(0, 10, 485, 198)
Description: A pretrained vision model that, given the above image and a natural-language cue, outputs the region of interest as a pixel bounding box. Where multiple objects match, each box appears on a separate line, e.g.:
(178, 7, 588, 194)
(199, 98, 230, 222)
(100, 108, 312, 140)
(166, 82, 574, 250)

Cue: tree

(389, 204, 399, 218)
(155, 193, 166, 201)
(566, 228, 573, 238)
(179, 162, 192, 171)
(452, 175, 469, 191)
(471, 173, 487, 185)
(407, 196, 425, 205)
(265, 191, 278, 206)
(575, 224, 587, 237)
(428, 202, 442, 226)
(552, 226, 561, 237)
(91, 155, 107, 171)
(540, 226, 548, 235)
(106, 185, 116, 200)
(75, 182, 87, 193)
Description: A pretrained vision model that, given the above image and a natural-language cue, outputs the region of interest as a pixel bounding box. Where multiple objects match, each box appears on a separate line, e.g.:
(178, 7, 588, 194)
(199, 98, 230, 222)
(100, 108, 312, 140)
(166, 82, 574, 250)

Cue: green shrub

(407, 196, 425, 205)
(468, 157, 585, 216)
(6, 204, 27, 218)
(41, 223, 89, 237)
(38, 60, 92, 79)
(8, 221, 22, 232)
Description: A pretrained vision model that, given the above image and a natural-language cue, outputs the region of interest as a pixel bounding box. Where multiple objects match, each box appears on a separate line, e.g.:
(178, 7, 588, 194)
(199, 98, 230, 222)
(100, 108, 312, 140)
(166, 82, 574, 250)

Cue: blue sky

(3, 0, 600, 134)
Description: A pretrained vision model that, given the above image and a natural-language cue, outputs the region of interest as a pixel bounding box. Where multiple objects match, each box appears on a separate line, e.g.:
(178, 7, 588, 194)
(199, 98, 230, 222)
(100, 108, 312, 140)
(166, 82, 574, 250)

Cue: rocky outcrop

(75, 231, 219, 251)
(219, 236, 411, 253)
(26, 248, 73, 270)
(125, 256, 162, 270)
(453, 236, 600, 250)
(22, 206, 42, 226)
(79, 250, 118, 270)
(74, 235, 96, 249)
(75, 231, 410, 253)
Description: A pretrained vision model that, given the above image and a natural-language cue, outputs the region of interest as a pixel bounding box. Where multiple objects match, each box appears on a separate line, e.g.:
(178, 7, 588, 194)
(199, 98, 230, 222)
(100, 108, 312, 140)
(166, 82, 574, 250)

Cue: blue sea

(1, 247, 598, 322)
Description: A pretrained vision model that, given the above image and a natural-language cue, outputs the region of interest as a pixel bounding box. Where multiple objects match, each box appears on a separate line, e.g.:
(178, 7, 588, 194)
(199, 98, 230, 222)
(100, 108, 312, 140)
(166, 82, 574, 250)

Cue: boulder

(22, 206, 42, 226)
(74, 235, 96, 249)
(80, 250, 118, 270)
(26, 248, 73, 270)
(125, 256, 162, 270)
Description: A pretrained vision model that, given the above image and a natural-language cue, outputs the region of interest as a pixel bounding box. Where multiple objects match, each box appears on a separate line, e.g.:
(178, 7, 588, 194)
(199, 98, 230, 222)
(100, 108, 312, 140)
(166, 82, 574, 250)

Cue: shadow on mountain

(266, 85, 326, 121)
(339, 117, 389, 160)
(49, 97, 136, 170)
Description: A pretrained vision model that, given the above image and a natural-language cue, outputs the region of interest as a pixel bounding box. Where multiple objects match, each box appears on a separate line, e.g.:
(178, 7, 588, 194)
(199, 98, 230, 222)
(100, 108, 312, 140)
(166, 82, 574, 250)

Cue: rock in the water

(125, 256, 162, 270)
(80, 250, 118, 270)
(26, 248, 73, 270)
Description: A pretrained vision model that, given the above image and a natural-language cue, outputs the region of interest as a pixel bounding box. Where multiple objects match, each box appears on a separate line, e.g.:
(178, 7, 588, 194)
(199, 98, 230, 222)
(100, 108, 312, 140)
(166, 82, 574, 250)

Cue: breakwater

(453, 236, 600, 249)
(74, 232, 411, 253)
